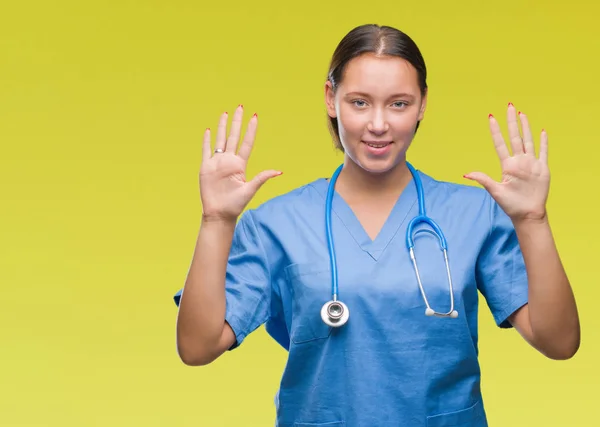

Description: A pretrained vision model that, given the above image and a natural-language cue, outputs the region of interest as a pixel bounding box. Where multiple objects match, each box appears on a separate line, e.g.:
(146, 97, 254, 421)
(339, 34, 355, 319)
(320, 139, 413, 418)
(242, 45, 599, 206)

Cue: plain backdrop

(1, 1, 598, 425)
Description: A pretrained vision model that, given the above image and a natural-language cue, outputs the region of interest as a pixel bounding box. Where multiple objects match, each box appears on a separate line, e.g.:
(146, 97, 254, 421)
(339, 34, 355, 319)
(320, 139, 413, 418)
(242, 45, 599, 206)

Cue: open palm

(465, 104, 550, 221)
(199, 106, 281, 221)
(465, 103, 550, 222)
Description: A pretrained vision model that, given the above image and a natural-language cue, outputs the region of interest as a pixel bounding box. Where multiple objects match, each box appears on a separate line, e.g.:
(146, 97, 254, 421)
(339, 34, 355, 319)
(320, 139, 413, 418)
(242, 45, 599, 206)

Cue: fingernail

(239, 104, 243, 108)
(488, 113, 493, 118)
(508, 102, 513, 107)
(518, 111, 522, 115)
(277, 171, 283, 176)
(224, 112, 228, 115)
(542, 128, 545, 132)
(206, 128, 210, 131)
(253, 113, 257, 118)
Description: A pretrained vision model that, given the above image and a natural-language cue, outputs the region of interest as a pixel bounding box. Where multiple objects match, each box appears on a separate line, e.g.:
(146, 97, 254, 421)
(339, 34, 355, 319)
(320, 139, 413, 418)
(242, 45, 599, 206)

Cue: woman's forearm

(176, 217, 236, 365)
(514, 217, 580, 359)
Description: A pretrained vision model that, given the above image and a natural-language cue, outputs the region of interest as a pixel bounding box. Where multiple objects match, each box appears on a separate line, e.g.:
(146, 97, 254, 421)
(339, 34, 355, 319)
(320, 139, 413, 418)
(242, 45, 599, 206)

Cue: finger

(539, 129, 548, 164)
(202, 128, 211, 163)
(488, 114, 510, 162)
(464, 172, 499, 194)
(519, 111, 535, 156)
(214, 112, 228, 152)
(226, 105, 244, 153)
(507, 103, 524, 155)
(237, 113, 258, 161)
(248, 169, 283, 193)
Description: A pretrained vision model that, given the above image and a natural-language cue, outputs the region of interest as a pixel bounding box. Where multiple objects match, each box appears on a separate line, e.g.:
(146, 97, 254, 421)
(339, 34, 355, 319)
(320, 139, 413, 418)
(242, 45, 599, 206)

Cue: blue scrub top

(173, 168, 529, 427)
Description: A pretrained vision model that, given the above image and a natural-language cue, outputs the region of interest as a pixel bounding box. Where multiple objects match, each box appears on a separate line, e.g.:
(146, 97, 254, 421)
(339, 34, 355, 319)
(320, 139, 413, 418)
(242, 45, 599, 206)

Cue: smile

(363, 141, 392, 148)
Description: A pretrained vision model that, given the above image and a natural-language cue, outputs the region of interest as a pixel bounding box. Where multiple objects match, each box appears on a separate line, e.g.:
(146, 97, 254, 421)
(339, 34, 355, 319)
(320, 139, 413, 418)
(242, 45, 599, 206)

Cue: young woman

(174, 24, 580, 427)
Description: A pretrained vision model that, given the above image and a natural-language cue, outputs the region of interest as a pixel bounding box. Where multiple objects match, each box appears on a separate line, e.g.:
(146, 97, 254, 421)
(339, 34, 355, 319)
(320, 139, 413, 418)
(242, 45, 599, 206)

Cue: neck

(335, 157, 413, 202)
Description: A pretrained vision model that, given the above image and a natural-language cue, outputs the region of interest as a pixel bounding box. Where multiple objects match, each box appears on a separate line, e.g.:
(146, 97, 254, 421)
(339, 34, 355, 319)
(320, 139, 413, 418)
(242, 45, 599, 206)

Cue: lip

(362, 140, 393, 156)
(362, 141, 393, 145)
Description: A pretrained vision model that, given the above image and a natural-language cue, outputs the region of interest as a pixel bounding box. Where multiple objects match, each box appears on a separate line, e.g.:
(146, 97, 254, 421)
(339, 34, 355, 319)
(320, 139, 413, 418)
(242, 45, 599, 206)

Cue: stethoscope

(321, 162, 459, 328)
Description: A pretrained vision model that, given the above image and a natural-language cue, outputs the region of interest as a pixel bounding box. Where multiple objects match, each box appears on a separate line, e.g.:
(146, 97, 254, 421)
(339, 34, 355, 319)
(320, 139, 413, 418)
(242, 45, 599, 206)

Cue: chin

(353, 156, 401, 175)
(341, 139, 409, 175)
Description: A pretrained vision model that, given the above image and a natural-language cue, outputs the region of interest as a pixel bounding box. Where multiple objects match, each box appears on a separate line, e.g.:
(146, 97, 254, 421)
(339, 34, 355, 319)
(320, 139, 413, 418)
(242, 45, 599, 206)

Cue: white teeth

(367, 143, 387, 148)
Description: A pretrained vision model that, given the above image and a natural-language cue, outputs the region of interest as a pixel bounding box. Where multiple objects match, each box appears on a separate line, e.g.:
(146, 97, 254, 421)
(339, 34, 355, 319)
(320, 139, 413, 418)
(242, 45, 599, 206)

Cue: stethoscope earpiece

(425, 307, 459, 318)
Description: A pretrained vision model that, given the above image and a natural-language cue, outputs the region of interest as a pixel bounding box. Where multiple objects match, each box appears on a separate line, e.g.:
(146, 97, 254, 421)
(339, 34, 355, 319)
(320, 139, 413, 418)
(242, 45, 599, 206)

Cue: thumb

(248, 169, 283, 193)
(463, 172, 498, 193)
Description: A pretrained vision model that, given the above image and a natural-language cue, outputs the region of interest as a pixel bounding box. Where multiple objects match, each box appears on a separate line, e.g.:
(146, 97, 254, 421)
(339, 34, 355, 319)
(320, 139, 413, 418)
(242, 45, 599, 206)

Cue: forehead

(339, 53, 420, 95)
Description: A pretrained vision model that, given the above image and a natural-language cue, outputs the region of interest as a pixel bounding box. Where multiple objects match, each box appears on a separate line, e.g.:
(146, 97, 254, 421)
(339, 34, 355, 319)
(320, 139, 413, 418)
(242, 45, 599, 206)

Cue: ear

(324, 80, 337, 118)
(417, 89, 428, 121)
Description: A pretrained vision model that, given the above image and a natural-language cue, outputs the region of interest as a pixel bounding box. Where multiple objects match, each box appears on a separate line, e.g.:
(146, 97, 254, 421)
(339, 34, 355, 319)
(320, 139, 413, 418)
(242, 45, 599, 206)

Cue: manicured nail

(508, 102, 513, 107)
(206, 128, 210, 131)
(239, 104, 243, 108)
(518, 111, 522, 115)
(542, 128, 545, 132)
(277, 171, 283, 175)
(488, 113, 493, 118)
(253, 113, 258, 118)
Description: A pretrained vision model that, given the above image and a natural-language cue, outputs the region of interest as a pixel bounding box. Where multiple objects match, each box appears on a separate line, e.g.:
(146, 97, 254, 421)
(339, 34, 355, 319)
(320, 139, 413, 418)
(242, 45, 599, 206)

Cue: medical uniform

(173, 167, 529, 427)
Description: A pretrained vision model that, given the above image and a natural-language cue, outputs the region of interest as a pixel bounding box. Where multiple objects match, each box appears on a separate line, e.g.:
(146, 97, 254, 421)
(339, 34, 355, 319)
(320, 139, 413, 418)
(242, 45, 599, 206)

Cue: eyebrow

(344, 91, 416, 100)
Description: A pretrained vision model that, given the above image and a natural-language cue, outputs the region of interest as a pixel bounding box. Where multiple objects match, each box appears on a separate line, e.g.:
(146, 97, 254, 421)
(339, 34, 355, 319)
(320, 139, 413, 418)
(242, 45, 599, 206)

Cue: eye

(392, 101, 408, 108)
(352, 99, 367, 108)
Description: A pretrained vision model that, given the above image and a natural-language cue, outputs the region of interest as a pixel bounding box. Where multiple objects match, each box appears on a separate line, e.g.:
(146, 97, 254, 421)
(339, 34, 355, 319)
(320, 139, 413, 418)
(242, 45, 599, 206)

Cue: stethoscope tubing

(322, 162, 458, 325)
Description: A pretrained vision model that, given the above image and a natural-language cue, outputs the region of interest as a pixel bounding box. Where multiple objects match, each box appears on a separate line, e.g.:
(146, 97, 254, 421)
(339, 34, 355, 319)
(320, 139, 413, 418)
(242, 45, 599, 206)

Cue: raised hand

(199, 105, 282, 222)
(464, 103, 550, 223)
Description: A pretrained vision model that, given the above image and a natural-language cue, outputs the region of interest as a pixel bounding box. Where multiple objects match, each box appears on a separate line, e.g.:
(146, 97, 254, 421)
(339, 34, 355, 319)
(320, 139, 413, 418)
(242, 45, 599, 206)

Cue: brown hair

(327, 24, 428, 151)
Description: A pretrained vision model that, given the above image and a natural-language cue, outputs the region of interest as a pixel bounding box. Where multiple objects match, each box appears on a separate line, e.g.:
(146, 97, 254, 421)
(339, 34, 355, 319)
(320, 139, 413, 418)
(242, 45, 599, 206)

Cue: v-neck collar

(310, 172, 420, 261)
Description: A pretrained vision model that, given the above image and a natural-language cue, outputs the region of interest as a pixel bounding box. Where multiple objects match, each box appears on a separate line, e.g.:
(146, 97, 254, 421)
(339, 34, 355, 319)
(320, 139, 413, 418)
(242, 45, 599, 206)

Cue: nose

(367, 108, 389, 135)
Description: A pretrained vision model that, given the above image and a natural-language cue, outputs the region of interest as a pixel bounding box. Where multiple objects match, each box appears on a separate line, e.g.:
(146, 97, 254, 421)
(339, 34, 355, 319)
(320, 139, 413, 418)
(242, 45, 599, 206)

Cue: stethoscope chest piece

(321, 300, 349, 327)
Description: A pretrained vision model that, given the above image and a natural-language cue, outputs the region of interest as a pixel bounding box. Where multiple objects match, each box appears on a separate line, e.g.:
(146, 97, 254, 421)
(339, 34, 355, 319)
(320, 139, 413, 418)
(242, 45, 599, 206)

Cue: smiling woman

(326, 53, 424, 170)
(174, 23, 580, 427)
(324, 51, 426, 212)
(325, 25, 427, 152)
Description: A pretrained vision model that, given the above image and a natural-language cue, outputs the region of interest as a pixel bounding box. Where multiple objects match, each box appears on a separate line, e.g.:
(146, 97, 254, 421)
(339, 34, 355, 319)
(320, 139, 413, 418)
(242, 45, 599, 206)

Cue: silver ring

(214, 148, 224, 154)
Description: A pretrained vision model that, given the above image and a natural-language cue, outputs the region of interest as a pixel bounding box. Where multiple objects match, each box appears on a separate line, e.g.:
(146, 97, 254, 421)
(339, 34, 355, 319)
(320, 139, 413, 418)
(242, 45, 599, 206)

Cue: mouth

(363, 140, 393, 148)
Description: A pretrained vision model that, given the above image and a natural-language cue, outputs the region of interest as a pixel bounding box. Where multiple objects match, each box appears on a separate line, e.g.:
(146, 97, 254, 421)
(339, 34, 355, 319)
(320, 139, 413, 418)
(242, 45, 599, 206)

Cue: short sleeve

(476, 195, 529, 328)
(173, 210, 272, 349)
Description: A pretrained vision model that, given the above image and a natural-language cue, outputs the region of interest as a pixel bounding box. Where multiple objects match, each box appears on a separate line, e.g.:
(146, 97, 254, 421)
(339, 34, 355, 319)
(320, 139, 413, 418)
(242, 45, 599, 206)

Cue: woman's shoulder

(243, 177, 329, 225)
(418, 169, 491, 206)
(415, 169, 498, 231)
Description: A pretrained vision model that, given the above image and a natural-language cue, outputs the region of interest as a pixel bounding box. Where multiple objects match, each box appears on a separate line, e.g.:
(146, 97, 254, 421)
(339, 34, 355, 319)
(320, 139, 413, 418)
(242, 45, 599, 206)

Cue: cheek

(391, 115, 420, 134)
(387, 106, 423, 136)
(338, 108, 365, 136)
